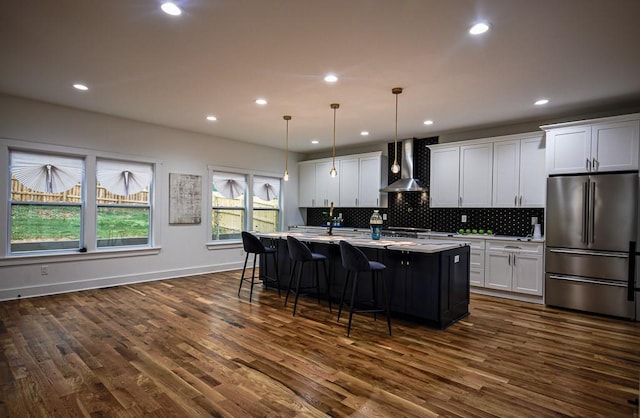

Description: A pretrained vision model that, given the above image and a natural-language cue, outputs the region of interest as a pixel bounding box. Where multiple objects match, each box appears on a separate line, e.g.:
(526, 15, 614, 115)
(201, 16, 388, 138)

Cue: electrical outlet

(531, 217, 538, 225)
(382, 213, 387, 221)
(461, 215, 467, 223)
(41, 265, 48, 275)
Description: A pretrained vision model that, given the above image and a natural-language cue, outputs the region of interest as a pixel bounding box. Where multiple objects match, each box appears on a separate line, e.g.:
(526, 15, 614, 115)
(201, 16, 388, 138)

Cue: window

(96, 159, 152, 248)
(9, 150, 84, 252)
(4, 145, 157, 257)
(252, 176, 280, 233)
(212, 171, 246, 240)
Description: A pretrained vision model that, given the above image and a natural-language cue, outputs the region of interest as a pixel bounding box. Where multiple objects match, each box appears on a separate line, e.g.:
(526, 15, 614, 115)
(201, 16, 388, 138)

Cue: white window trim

(206, 165, 283, 248)
(1, 137, 163, 264)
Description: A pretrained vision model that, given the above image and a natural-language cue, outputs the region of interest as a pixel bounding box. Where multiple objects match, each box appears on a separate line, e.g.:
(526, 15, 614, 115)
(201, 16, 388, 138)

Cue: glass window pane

(96, 159, 152, 248)
(11, 203, 81, 252)
(253, 209, 279, 233)
(9, 149, 84, 253)
(212, 209, 244, 240)
(97, 206, 150, 247)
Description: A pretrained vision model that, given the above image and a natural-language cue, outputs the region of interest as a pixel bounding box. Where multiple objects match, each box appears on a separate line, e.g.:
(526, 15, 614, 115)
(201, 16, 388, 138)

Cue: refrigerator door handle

(582, 181, 589, 244)
(590, 181, 596, 244)
(548, 248, 629, 258)
(628, 241, 637, 302)
(549, 274, 628, 287)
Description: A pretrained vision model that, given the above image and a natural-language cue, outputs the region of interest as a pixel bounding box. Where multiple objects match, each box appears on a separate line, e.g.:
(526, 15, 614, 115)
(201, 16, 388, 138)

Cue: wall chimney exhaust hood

(380, 138, 428, 193)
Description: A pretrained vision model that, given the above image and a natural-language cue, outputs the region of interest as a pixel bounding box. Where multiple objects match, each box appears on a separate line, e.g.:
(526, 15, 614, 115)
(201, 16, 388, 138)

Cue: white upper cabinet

(460, 143, 493, 207)
(298, 152, 385, 207)
(315, 160, 340, 207)
(358, 155, 384, 207)
(543, 114, 639, 175)
(492, 133, 545, 208)
(298, 162, 316, 207)
(429, 147, 460, 207)
(430, 132, 542, 208)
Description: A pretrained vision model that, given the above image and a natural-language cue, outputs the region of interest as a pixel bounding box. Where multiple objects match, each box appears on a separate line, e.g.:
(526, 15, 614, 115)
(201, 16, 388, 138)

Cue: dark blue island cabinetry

(259, 234, 470, 329)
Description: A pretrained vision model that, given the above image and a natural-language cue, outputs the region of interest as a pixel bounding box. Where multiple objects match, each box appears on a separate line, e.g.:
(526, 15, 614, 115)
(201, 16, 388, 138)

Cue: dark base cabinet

(260, 237, 470, 329)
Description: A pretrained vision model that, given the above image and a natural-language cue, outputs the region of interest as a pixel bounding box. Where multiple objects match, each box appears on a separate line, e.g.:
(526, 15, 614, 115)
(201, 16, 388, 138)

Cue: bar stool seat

(284, 235, 332, 316)
(238, 231, 281, 302)
(338, 240, 391, 337)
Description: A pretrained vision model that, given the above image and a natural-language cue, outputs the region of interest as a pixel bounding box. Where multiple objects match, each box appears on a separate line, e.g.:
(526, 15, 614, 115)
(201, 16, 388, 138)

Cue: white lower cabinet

(485, 241, 543, 296)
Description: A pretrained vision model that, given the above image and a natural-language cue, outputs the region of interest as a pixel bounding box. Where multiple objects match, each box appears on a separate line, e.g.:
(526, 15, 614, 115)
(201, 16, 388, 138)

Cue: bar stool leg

(249, 253, 258, 302)
(284, 260, 297, 308)
(292, 262, 304, 316)
(337, 271, 350, 322)
(238, 251, 250, 297)
(347, 272, 359, 337)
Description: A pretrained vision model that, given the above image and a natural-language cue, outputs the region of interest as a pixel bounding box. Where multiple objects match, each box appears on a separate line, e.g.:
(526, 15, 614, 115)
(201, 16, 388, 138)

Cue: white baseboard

(0, 261, 244, 301)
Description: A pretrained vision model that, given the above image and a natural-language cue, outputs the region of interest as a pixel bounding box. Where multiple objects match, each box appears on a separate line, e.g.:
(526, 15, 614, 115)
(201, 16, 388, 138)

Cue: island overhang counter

(256, 232, 471, 329)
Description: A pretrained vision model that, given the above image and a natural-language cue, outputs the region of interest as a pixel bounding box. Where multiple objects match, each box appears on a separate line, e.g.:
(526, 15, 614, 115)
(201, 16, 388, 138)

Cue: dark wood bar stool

(338, 240, 391, 337)
(284, 235, 332, 316)
(238, 231, 280, 302)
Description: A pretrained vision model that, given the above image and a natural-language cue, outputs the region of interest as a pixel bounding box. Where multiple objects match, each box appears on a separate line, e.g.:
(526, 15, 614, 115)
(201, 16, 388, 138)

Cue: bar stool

(238, 231, 281, 302)
(284, 235, 332, 316)
(338, 240, 391, 337)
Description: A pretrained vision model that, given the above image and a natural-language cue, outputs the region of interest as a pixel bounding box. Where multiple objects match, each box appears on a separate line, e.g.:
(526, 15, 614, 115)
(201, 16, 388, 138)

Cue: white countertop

(288, 226, 545, 243)
(258, 231, 467, 254)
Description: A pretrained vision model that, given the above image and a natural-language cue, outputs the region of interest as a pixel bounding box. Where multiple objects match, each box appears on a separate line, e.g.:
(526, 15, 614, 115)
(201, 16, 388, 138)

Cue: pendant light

(390, 87, 403, 174)
(283, 115, 291, 181)
(329, 103, 339, 177)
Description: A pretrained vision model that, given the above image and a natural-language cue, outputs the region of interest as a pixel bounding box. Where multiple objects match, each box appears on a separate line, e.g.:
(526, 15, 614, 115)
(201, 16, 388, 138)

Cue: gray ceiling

(2, 0, 640, 153)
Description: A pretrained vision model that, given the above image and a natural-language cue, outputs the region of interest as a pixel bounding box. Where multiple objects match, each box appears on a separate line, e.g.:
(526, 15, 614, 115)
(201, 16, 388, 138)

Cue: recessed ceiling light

(311, 139, 319, 144)
(161, 2, 182, 16)
(534, 99, 550, 106)
(469, 22, 490, 35)
(255, 98, 267, 106)
(423, 120, 434, 125)
(73, 83, 88, 91)
(324, 74, 338, 83)
(206, 115, 217, 121)
(360, 131, 369, 136)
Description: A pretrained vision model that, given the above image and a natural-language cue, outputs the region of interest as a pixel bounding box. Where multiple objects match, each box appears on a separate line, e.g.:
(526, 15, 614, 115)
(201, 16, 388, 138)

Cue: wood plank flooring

(1, 270, 639, 417)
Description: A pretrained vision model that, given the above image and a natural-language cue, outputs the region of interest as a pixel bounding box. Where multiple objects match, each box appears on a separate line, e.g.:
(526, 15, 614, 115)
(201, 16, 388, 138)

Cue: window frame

(0, 138, 161, 263)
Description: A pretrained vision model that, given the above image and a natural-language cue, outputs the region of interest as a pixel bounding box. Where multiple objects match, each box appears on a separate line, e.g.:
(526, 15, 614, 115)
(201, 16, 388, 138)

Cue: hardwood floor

(1, 270, 639, 417)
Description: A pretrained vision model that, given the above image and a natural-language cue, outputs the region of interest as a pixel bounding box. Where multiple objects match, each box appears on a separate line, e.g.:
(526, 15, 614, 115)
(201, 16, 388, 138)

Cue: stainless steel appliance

(545, 172, 639, 319)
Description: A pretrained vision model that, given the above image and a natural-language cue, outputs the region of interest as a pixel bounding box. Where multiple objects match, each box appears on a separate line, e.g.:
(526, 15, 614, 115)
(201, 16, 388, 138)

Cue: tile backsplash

(305, 137, 545, 237)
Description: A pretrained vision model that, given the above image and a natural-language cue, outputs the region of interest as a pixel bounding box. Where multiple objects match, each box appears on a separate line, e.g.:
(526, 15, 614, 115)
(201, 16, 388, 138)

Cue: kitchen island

(257, 232, 470, 329)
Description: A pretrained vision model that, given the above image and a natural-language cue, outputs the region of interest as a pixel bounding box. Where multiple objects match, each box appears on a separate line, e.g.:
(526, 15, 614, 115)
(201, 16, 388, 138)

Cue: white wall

(0, 94, 304, 300)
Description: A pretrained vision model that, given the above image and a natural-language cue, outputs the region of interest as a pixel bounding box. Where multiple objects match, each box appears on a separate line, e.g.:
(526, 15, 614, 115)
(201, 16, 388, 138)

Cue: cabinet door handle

(592, 157, 598, 171)
(519, 196, 523, 206)
(586, 158, 591, 171)
(508, 254, 512, 265)
(459, 196, 462, 206)
(514, 196, 517, 206)
(356, 197, 358, 206)
(513, 254, 516, 266)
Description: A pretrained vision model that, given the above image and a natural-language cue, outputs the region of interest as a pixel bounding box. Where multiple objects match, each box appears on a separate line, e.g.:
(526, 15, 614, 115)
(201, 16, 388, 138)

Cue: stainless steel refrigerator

(545, 172, 639, 319)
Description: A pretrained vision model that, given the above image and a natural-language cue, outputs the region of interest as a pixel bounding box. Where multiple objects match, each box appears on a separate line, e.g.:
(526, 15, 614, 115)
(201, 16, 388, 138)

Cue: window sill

(0, 246, 162, 267)
(206, 240, 242, 250)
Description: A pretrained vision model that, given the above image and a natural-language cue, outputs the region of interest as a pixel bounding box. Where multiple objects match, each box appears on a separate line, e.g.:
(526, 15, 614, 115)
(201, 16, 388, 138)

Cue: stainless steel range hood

(380, 138, 428, 192)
